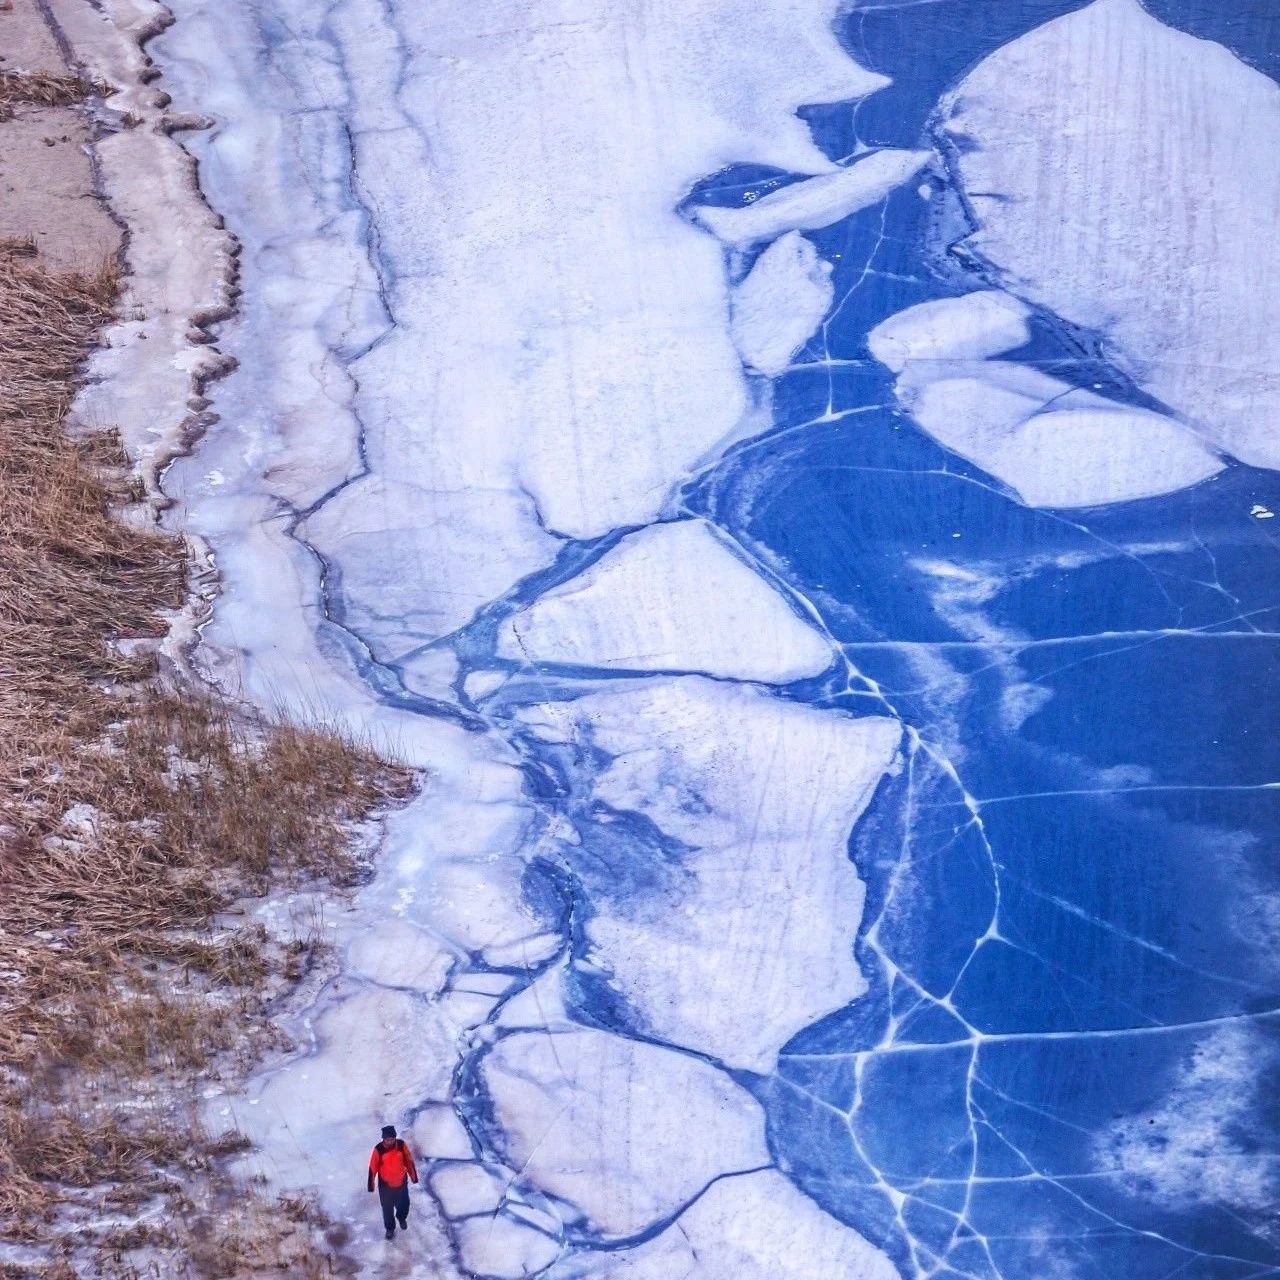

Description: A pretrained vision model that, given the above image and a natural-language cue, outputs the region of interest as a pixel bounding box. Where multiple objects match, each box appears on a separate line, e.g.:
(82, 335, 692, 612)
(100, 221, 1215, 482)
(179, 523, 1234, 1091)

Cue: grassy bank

(0, 227, 410, 1274)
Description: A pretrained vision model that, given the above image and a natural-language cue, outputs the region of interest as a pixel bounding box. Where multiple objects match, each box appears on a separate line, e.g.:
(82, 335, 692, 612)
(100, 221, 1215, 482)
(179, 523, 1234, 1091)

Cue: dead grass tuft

(0, 71, 107, 118)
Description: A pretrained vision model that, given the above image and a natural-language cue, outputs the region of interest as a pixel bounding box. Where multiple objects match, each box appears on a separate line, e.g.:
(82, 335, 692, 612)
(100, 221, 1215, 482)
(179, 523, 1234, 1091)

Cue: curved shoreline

(44, 0, 239, 681)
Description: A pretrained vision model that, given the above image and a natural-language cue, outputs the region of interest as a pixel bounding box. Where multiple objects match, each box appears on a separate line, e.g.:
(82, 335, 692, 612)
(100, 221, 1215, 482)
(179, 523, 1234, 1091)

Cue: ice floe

(479, 1027, 769, 1237)
(941, 0, 1280, 470)
(518, 678, 901, 1070)
(454, 1215, 561, 1278)
(730, 231, 834, 375)
(496, 519, 833, 681)
(981, 405, 1224, 508)
(565, 1169, 899, 1279)
(876, 336, 1224, 508)
(695, 148, 931, 245)
(867, 290, 1030, 373)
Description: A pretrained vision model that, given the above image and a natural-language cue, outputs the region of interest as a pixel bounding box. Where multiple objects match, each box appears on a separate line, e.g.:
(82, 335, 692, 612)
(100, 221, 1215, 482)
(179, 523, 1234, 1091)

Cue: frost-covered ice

(480, 1028, 769, 1237)
(730, 231, 834, 375)
(982, 406, 1224, 508)
(496, 519, 833, 681)
(695, 148, 931, 245)
(942, 0, 1280, 470)
(518, 679, 900, 1070)
(564, 1170, 900, 1280)
(867, 291, 1030, 373)
(275, 0, 891, 655)
(878, 341, 1223, 507)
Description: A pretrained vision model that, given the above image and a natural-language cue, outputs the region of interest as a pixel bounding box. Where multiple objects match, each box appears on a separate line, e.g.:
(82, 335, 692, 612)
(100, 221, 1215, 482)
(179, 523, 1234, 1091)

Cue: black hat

(381, 1124, 397, 1139)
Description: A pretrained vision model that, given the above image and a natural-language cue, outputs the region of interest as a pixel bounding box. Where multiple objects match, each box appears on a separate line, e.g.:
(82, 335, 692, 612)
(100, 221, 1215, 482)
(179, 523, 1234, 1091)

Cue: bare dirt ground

(0, 0, 121, 268)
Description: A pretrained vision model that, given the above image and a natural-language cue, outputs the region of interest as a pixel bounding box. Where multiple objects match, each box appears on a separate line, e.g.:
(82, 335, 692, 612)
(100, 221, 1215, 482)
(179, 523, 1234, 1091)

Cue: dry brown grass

(0, 71, 106, 119)
(0, 236, 411, 1267)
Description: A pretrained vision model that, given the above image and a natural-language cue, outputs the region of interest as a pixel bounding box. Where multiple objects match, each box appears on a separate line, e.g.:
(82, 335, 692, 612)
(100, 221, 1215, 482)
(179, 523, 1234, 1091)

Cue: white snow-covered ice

(696, 147, 931, 245)
(496, 519, 834, 681)
(981, 406, 1224, 508)
(518, 678, 901, 1070)
(283, 0, 893, 658)
(562, 1170, 900, 1279)
(941, 0, 1280, 471)
(867, 291, 1030, 373)
(480, 1027, 770, 1237)
(730, 231, 834, 375)
(872, 310, 1224, 507)
(145, 0, 918, 1272)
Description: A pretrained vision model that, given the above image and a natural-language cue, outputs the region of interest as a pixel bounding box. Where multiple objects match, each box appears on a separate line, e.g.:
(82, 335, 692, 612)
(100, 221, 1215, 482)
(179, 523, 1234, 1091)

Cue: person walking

(367, 1124, 419, 1240)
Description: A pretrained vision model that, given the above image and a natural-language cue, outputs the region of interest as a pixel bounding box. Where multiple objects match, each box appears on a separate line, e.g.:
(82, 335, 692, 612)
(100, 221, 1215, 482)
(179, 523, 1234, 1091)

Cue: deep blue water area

(681, 2, 1280, 1275)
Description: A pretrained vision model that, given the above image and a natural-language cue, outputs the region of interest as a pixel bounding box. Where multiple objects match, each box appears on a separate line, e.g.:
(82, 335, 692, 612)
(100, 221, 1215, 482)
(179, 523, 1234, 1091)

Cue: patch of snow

(59, 803, 101, 837)
(695, 148, 931, 245)
(496, 519, 833, 681)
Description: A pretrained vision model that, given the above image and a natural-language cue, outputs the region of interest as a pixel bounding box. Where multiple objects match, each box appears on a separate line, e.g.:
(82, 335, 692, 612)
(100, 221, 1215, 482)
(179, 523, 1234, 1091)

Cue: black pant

(378, 1180, 410, 1232)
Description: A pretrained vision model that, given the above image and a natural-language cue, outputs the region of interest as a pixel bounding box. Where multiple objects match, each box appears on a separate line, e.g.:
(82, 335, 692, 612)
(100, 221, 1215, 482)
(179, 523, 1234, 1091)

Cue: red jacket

(368, 1139, 418, 1191)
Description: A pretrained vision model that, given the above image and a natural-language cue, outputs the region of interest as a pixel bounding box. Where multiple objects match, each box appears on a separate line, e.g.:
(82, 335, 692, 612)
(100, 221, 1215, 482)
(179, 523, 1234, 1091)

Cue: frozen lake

(153, 1, 1280, 1275)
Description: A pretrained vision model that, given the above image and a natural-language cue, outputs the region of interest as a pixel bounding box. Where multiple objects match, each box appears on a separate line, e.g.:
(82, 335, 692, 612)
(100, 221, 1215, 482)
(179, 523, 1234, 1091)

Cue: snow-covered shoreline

(131, 0, 919, 1275)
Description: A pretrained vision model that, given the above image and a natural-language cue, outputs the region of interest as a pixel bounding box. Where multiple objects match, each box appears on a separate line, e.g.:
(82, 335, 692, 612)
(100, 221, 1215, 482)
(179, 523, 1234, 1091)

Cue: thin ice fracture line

(789, 1005, 1280, 1057)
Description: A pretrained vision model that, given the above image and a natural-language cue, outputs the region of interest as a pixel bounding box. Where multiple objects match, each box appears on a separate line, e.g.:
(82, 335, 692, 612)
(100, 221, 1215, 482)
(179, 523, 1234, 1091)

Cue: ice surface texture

(496, 519, 834, 681)
(150, 0, 1280, 1275)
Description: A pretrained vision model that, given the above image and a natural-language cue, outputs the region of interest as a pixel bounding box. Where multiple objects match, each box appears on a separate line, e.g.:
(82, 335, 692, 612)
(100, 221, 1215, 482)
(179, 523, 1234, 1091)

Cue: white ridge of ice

(480, 1027, 770, 1238)
(730, 231, 834, 375)
(867, 290, 1030, 373)
(941, 0, 1280, 470)
(696, 147, 930, 245)
(496, 519, 834, 682)
(518, 678, 901, 1070)
(563, 1169, 900, 1279)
